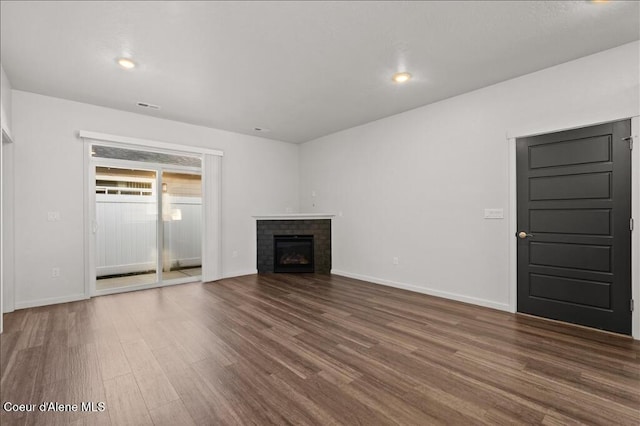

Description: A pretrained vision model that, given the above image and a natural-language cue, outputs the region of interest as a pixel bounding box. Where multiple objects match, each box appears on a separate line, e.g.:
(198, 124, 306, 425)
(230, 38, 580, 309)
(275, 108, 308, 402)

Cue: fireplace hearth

(274, 235, 314, 273)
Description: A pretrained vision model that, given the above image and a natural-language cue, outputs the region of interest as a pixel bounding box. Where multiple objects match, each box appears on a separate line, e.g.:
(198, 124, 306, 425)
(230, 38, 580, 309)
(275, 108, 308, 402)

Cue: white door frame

(507, 116, 640, 339)
(1, 128, 15, 333)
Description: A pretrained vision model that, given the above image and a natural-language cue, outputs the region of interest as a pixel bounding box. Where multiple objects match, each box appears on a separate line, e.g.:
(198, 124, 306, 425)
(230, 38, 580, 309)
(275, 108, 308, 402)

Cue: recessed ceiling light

(117, 58, 136, 70)
(392, 72, 412, 83)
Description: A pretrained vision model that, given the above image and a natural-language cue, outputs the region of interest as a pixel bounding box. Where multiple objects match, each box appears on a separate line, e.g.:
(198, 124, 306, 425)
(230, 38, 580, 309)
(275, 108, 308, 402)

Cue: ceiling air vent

(136, 102, 161, 110)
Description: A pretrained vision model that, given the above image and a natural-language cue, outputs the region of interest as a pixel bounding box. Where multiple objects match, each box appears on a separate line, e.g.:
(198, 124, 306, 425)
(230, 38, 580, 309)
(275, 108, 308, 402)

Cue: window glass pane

(95, 168, 155, 197)
(95, 166, 158, 290)
(92, 145, 201, 168)
(162, 171, 202, 280)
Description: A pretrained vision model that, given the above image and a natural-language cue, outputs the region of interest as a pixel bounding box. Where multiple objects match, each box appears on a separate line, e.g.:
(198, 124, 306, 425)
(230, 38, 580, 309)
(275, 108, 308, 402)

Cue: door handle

(517, 231, 533, 239)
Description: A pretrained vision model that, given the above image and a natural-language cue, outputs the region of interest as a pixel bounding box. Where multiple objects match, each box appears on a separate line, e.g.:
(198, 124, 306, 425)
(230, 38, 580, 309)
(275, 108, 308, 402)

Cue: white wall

(10, 90, 299, 308)
(300, 42, 640, 319)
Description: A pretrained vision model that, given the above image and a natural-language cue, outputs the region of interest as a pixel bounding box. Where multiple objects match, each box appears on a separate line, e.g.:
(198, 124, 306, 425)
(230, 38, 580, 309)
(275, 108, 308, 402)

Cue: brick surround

(257, 219, 331, 273)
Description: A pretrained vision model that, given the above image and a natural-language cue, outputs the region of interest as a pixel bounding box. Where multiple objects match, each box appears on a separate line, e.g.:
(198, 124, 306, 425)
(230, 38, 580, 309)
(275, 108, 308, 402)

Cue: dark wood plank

(166, 364, 242, 425)
(103, 373, 152, 425)
(148, 399, 195, 426)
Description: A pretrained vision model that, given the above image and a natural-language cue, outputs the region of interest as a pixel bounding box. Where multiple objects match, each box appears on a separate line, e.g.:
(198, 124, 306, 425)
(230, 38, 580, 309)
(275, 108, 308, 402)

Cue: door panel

(529, 242, 610, 272)
(529, 274, 611, 309)
(517, 120, 631, 335)
(529, 209, 610, 235)
(529, 173, 610, 200)
(529, 135, 611, 169)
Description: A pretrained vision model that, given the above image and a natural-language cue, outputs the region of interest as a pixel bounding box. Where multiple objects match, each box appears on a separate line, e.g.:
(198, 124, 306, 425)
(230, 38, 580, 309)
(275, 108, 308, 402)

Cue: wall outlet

(311, 190, 317, 197)
(52, 267, 60, 278)
(47, 211, 61, 221)
(232, 251, 238, 258)
(393, 257, 399, 265)
(285, 207, 293, 213)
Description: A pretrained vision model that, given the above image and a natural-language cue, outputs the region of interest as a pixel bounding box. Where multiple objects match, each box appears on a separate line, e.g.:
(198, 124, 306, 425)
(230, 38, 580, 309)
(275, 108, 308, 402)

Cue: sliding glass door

(162, 171, 202, 282)
(90, 145, 202, 294)
(95, 166, 159, 291)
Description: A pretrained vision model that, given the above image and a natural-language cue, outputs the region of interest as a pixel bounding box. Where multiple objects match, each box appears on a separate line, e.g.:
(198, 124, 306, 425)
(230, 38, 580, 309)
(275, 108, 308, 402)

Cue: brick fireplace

(254, 214, 334, 274)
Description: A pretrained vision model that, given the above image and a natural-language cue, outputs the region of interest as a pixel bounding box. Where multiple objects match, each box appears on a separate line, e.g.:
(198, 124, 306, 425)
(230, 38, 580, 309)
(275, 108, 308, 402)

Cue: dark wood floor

(1, 274, 639, 425)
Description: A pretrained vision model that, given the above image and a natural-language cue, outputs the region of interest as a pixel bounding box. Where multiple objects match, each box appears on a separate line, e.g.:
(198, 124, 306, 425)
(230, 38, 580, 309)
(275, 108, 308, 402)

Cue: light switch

(484, 208, 504, 219)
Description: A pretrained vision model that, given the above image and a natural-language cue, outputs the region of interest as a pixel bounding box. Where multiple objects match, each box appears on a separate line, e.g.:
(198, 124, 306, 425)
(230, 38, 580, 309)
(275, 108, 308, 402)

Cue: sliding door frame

(81, 131, 222, 299)
(89, 156, 203, 296)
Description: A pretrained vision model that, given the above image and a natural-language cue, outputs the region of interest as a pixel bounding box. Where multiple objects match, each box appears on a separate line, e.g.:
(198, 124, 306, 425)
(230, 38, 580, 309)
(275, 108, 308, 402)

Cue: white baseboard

(331, 269, 510, 312)
(221, 269, 258, 279)
(15, 293, 89, 310)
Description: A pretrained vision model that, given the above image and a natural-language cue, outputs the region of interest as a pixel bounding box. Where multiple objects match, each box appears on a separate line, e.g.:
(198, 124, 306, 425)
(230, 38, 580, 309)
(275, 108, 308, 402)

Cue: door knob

(518, 231, 533, 239)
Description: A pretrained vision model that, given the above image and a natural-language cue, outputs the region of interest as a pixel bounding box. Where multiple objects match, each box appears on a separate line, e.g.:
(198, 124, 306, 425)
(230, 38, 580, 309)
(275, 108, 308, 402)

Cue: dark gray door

(517, 120, 632, 335)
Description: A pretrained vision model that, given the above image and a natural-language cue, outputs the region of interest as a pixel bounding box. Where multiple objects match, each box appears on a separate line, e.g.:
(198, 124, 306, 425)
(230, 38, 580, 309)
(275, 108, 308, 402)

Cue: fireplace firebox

(273, 235, 314, 273)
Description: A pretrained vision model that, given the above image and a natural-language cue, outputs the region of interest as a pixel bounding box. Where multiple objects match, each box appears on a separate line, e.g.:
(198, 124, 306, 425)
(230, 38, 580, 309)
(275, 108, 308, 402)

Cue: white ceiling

(1, 1, 639, 144)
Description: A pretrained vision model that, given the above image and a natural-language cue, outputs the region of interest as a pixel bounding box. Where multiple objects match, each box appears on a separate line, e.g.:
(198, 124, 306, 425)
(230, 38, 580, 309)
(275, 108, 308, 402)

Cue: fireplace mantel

(253, 213, 335, 221)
